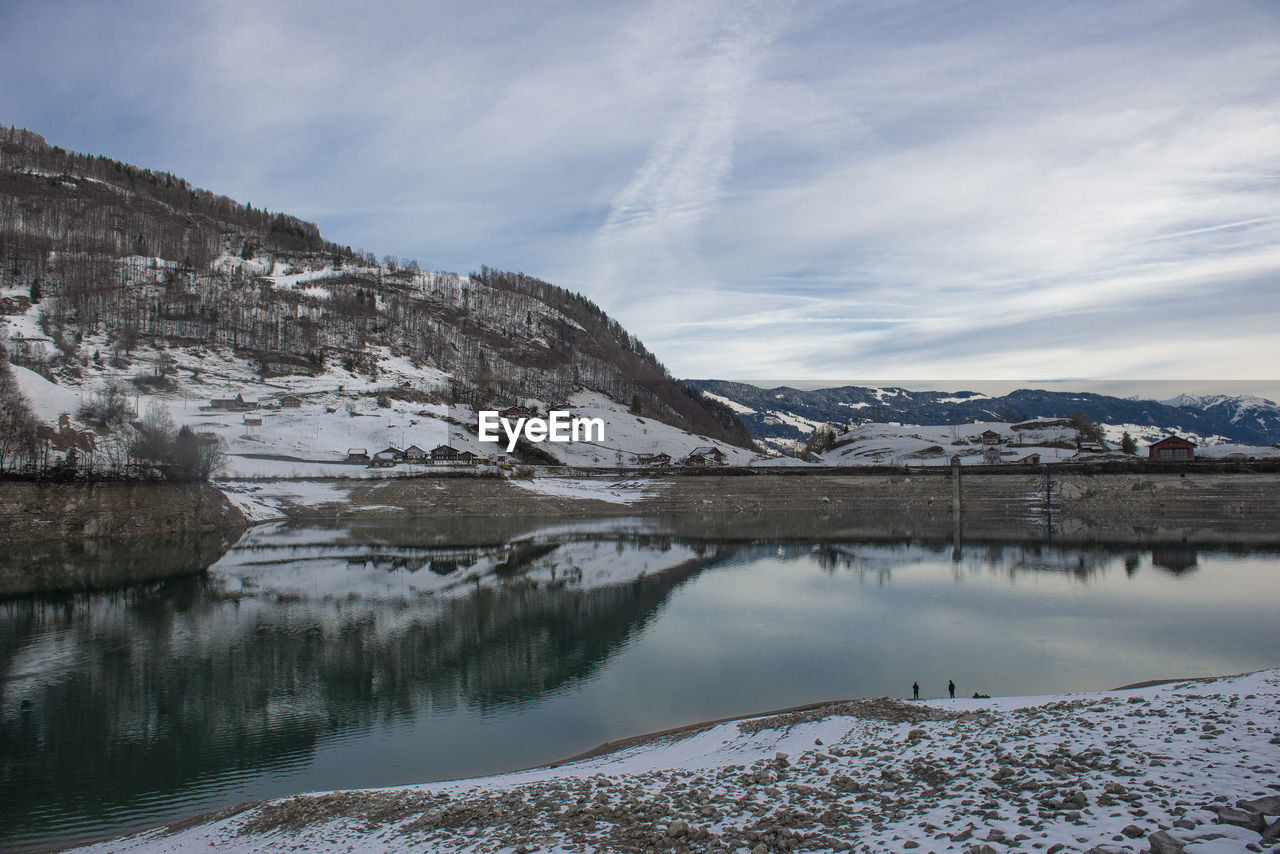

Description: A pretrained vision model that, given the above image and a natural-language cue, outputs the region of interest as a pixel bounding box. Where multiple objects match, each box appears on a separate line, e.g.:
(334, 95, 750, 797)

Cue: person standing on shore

(912, 682, 919, 700)
(948, 680, 955, 699)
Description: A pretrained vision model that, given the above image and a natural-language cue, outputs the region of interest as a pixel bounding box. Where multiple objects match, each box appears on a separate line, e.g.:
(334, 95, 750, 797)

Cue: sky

(2, 0, 1278, 389)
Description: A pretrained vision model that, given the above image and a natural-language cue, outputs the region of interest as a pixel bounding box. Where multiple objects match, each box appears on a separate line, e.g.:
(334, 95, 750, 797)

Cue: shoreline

(65, 668, 1280, 854)
(545, 675, 1223, 770)
(4, 469, 1279, 548)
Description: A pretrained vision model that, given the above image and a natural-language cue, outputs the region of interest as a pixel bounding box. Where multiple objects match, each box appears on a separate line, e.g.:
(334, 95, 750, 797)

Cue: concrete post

(951, 456, 962, 520)
(951, 456, 963, 561)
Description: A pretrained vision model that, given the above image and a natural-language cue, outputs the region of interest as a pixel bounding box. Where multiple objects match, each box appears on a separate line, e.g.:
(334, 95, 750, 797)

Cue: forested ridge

(0, 126, 754, 451)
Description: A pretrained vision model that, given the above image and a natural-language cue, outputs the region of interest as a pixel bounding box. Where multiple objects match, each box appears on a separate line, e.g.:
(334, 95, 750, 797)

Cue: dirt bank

(0, 481, 246, 596)
(265, 471, 1280, 546)
(0, 481, 245, 545)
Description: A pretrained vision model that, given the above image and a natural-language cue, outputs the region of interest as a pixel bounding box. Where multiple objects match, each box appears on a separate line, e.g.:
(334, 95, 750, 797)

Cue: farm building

(1148, 435, 1196, 461)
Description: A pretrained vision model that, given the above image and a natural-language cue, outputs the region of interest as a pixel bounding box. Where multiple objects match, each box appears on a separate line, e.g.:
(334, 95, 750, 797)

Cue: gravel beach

(71, 670, 1280, 853)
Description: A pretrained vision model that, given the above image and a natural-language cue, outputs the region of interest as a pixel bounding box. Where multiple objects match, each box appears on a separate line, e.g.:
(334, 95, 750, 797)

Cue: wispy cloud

(591, 1, 786, 300)
(2, 0, 1278, 386)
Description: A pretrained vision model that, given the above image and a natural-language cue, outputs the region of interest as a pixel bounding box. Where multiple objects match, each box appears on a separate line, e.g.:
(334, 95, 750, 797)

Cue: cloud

(590, 1, 786, 300)
(602, 1, 1280, 381)
(2, 0, 1278, 386)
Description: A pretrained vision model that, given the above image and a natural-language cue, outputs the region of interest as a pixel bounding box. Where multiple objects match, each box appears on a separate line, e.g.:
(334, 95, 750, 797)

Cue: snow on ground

(1, 291, 51, 344)
(263, 262, 337, 298)
(816, 422, 1081, 467)
(933, 393, 992, 404)
(3, 331, 759, 476)
(1098, 423, 1234, 451)
(753, 454, 819, 467)
(1093, 424, 1277, 460)
(205, 388, 758, 475)
(8, 363, 84, 421)
(506, 477, 664, 504)
(1197, 443, 1280, 460)
(701, 391, 757, 415)
(70, 669, 1280, 853)
(764, 410, 823, 434)
(818, 421, 1280, 466)
(217, 480, 360, 522)
(550, 391, 758, 467)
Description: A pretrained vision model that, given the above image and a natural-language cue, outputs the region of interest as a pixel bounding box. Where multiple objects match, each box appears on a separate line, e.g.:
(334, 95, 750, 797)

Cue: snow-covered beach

(71, 670, 1280, 853)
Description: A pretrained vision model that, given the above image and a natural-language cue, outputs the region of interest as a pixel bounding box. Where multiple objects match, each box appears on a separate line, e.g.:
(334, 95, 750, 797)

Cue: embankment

(0, 481, 245, 544)
(320, 470, 1280, 546)
(0, 481, 246, 596)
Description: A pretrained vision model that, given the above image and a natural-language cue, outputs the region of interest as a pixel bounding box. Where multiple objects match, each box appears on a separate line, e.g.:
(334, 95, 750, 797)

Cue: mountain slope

(690, 380, 1280, 448)
(1162, 394, 1280, 442)
(0, 126, 753, 452)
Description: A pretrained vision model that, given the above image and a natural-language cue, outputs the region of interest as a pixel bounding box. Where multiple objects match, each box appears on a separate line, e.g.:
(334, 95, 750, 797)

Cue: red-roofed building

(1148, 435, 1196, 461)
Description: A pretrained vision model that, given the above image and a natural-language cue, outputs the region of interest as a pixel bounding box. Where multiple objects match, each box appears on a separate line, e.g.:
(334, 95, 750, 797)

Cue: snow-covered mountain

(690, 380, 1280, 450)
(0, 126, 755, 473)
(1161, 393, 1280, 440)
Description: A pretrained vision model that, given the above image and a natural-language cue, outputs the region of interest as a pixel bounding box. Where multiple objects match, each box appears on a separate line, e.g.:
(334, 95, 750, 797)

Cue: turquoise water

(2, 519, 1277, 851)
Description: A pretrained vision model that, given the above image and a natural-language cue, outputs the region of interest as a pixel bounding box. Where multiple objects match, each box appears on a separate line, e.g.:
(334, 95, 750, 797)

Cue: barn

(1148, 435, 1196, 461)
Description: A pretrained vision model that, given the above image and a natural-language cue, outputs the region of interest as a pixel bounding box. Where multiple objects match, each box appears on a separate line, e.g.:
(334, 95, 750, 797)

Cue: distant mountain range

(687, 380, 1280, 448)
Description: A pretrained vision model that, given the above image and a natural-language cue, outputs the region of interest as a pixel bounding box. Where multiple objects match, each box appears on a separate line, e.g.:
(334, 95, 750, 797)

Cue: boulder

(1146, 830, 1186, 854)
(1216, 806, 1267, 832)
(1238, 795, 1280, 816)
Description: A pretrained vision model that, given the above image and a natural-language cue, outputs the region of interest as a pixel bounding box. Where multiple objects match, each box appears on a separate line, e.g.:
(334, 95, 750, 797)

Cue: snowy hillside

(0, 127, 755, 470)
(810, 420, 1280, 467)
(2, 326, 759, 480)
(815, 421, 1079, 467)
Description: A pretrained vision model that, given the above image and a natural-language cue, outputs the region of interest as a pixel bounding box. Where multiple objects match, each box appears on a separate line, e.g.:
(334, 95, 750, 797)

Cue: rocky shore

(74, 670, 1280, 853)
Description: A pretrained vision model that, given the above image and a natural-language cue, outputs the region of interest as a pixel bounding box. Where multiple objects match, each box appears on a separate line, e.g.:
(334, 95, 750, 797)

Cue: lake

(2, 516, 1278, 851)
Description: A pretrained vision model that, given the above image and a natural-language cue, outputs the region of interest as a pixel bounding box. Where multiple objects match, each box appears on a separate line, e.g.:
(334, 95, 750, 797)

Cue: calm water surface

(2, 517, 1278, 850)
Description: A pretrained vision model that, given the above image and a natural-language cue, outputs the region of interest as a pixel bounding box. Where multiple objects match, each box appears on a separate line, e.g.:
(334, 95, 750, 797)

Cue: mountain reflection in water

(2, 517, 1277, 852)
